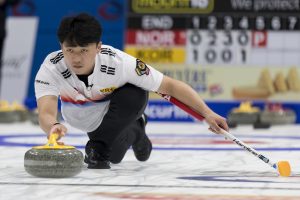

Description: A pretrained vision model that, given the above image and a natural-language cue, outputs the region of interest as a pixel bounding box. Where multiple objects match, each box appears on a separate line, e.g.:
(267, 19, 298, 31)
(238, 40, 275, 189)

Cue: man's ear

(96, 42, 102, 52)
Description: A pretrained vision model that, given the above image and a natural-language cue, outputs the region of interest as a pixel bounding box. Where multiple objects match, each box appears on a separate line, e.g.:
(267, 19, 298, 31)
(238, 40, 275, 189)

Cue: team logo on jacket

(100, 87, 117, 93)
(135, 59, 149, 76)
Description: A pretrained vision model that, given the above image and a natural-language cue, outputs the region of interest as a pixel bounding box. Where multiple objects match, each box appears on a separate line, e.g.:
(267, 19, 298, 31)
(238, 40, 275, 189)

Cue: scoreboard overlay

(125, 0, 300, 102)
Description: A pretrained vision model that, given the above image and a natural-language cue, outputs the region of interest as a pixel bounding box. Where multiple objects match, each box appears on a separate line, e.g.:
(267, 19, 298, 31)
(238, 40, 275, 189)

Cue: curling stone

(260, 103, 296, 125)
(10, 101, 28, 122)
(0, 101, 28, 123)
(0, 101, 19, 123)
(24, 133, 84, 178)
(227, 101, 261, 125)
(0, 111, 20, 123)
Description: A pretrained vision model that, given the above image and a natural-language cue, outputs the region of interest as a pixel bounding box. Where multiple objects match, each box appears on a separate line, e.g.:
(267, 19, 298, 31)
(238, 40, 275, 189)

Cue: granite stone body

(0, 111, 27, 123)
(227, 112, 260, 124)
(24, 148, 84, 178)
(260, 110, 296, 125)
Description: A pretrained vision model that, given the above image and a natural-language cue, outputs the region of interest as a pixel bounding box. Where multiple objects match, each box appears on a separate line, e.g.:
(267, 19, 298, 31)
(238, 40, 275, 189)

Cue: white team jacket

(35, 45, 163, 132)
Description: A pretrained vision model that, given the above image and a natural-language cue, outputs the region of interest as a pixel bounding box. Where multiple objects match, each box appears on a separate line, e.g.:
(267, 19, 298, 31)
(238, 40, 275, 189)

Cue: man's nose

(71, 54, 81, 63)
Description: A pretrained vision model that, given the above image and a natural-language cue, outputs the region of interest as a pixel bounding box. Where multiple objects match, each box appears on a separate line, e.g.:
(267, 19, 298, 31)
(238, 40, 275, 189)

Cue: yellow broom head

(277, 161, 291, 177)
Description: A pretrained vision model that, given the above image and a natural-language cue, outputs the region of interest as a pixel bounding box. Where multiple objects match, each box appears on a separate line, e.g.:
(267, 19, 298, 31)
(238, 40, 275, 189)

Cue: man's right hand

(49, 123, 67, 141)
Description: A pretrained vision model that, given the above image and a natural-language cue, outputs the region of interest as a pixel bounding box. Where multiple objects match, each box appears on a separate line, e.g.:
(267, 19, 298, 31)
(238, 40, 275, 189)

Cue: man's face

(61, 42, 101, 75)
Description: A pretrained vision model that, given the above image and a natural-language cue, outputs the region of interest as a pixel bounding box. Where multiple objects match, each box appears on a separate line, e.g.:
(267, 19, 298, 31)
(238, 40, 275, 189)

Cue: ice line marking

(0, 182, 300, 190)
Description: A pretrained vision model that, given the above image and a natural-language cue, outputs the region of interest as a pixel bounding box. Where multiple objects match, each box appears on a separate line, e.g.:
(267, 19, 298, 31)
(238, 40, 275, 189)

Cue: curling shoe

(84, 149, 111, 169)
(132, 114, 152, 161)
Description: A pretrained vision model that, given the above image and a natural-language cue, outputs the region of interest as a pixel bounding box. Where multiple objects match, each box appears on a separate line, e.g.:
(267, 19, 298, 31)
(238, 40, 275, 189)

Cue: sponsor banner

(145, 100, 195, 122)
(149, 65, 300, 101)
(213, 0, 300, 14)
(147, 99, 300, 123)
(1, 17, 38, 102)
(126, 29, 186, 46)
(125, 46, 185, 63)
(130, 0, 214, 14)
(128, 0, 300, 14)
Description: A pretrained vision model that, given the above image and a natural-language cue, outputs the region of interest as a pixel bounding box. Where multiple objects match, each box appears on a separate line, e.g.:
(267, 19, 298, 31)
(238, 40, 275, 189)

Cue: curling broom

(158, 93, 291, 177)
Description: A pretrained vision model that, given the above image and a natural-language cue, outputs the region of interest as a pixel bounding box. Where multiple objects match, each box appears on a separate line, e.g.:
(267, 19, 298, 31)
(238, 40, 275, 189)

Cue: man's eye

(81, 49, 88, 52)
(66, 49, 73, 52)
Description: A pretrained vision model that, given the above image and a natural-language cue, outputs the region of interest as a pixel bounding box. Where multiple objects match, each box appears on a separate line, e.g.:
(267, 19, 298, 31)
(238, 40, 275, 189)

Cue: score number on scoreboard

(186, 15, 300, 66)
(126, 0, 300, 67)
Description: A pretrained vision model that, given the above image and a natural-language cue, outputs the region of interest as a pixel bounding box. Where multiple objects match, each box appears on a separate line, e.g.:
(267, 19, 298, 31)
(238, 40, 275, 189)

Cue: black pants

(86, 84, 148, 163)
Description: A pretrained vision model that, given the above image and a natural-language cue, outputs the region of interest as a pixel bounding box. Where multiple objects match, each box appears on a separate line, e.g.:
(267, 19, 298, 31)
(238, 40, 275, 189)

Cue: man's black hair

(57, 13, 102, 47)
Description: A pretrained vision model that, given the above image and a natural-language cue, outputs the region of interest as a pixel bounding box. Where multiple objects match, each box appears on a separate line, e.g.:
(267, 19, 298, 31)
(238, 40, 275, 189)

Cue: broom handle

(157, 92, 277, 169)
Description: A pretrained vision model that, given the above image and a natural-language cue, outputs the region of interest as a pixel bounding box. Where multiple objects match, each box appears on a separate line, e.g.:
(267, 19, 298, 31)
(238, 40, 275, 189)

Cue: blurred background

(0, 0, 300, 125)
